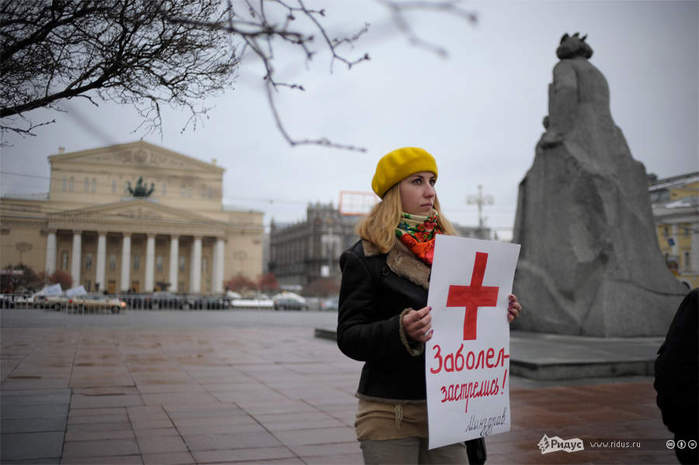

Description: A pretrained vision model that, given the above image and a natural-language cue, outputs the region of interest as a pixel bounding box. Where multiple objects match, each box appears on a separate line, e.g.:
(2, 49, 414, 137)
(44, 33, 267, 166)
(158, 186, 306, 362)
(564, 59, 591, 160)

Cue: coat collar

(361, 239, 430, 290)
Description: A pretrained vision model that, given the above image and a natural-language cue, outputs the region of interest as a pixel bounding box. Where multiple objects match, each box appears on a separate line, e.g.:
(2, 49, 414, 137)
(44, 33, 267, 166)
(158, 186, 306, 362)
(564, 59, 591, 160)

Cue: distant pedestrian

(655, 288, 698, 465)
(337, 147, 522, 464)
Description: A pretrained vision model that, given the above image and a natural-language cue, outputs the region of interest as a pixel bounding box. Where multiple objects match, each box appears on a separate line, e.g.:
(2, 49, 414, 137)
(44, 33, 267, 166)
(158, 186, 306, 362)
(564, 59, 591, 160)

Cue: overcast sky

(1, 1, 697, 240)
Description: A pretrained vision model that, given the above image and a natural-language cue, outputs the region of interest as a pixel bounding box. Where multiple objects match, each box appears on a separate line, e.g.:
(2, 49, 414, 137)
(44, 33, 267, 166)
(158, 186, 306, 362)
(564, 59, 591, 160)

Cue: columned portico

(121, 233, 131, 292)
(71, 231, 81, 287)
(213, 238, 225, 294)
(190, 236, 202, 293)
(95, 232, 106, 292)
(42, 198, 249, 294)
(45, 230, 57, 275)
(145, 234, 156, 292)
(169, 235, 179, 292)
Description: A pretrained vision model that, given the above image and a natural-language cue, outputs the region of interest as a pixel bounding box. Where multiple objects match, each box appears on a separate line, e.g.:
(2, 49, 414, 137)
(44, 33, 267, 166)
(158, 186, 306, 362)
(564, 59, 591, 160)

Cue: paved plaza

(1, 309, 679, 465)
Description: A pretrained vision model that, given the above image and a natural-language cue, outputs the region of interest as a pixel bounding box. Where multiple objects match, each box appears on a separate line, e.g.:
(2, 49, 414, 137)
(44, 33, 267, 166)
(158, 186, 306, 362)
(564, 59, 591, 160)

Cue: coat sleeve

(336, 249, 408, 362)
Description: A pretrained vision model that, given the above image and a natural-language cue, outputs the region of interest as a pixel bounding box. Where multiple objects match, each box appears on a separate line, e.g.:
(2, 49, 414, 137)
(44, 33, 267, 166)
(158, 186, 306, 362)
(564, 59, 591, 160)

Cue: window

(133, 255, 140, 271)
(156, 255, 163, 273)
(61, 251, 69, 270)
(91, 178, 97, 193)
(112, 180, 117, 193)
(179, 256, 186, 272)
(685, 252, 691, 271)
(84, 177, 89, 192)
(69, 177, 74, 192)
(85, 253, 93, 271)
(62, 177, 67, 192)
(109, 254, 117, 271)
(162, 182, 167, 195)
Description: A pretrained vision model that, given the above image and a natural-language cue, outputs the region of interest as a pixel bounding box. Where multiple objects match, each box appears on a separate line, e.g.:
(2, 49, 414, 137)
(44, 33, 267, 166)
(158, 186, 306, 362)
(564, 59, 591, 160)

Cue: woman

(337, 147, 521, 464)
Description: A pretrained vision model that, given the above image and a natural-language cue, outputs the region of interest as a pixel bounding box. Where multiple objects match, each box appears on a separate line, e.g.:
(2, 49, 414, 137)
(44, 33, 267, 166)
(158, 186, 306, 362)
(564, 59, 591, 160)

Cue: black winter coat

(337, 239, 432, 401)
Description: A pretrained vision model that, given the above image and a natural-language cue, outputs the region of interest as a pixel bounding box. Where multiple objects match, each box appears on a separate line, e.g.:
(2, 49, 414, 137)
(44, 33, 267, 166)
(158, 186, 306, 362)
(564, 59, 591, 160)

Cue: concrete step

(315, 328, 665, 380)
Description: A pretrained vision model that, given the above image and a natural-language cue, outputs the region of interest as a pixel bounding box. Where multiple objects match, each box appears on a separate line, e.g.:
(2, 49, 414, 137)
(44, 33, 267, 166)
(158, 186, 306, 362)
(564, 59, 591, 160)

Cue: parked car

(45, 295, 70, 311)
(14, 294, 35, 308)
(321, 296, 339, 311)
(71, 295, 127, 313)
(0, 294, 15, 309)
(150, 292, 183, 309)
(273, 297, 307, 311)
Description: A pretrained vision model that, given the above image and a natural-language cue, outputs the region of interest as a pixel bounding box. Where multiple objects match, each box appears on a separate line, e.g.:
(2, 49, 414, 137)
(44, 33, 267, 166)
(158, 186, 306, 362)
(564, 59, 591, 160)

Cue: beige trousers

(360, 438, 468, 465)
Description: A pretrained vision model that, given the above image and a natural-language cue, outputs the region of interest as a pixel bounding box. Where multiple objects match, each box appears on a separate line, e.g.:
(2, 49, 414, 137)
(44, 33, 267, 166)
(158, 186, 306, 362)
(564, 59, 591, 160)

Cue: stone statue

(126, 176, 155, 198)
(511, 33, 685, 337)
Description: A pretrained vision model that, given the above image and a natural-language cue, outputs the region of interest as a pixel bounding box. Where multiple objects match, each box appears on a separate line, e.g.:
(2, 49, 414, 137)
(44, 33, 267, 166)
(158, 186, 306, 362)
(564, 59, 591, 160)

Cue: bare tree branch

(0, 0, 477, 150)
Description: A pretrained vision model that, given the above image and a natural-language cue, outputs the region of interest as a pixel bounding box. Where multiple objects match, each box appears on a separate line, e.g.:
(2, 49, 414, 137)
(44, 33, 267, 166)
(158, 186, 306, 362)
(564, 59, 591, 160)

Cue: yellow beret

(371, 147, 438, 198)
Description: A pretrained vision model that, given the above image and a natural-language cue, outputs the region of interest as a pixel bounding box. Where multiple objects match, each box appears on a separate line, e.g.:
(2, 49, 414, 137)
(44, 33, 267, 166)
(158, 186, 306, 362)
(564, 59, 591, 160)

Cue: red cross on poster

(425, 235, 520, 449)
(446, 252, 499, 340)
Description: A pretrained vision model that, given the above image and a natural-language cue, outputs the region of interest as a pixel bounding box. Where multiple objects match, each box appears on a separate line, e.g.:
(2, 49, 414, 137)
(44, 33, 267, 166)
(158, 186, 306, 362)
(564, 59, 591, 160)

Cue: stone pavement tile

(288, 442, 361, 458)
(170, 414, 257, 428)
(61, 454, 143, 465)
(62, 438, 140, 458)
(68, 407, 126, 418)
(3, 459, 60, 465)
(74, 386, 139, 395)
(234, 399, 318, 416)
(272, 427, 356, 447)
(1, 432, 64, 461)
(191, 447, 295, 464)
(208, 460, 304, 465)
(252, 412, 345, 432)
(70, 394, 143, 409)
(165, 405, 247, 420)
(133, 428, 182, 440)
(141, 392, 220, 407)
(2, 403, 69, 419)
(136, 383, 206, 394)
(1, 378, 69, 390)
(210, 388, 290, 404)
(66, 422, 133, 433)
(183, 431, 282, 451)
(131, 418, 175, 430)
(2, 416, 67, 434)
(65, 429, 136, 442)
(202, 382, 268, 395)
(70, 376, 132, 388)
(142, 451, 196, 465)
(68, 412, 129, 424)
(1, 389, 71, 406)
(301, 453, 364, 465)
(175, 421, 266, 436)
(136, 434, 188, 454)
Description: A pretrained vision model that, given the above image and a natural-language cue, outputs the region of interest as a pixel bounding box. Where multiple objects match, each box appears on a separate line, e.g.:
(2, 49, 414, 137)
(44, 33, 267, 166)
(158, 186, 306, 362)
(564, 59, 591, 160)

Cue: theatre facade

(0, 141, 263, 294)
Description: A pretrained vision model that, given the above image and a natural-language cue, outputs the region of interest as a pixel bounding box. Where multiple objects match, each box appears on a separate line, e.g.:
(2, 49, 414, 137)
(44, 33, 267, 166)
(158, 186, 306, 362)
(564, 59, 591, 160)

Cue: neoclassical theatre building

(0, 141, 263, 294)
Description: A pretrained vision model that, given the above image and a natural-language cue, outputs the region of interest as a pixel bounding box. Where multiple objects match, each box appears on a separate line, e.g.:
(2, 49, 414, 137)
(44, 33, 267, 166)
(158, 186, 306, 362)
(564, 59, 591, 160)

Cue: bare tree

(1, 0, 235, 137)
(1, 0, 476, 150)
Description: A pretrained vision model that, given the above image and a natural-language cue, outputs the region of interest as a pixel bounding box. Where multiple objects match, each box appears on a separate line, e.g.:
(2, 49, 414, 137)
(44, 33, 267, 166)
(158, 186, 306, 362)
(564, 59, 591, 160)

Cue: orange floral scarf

(395, 212, 442, 266)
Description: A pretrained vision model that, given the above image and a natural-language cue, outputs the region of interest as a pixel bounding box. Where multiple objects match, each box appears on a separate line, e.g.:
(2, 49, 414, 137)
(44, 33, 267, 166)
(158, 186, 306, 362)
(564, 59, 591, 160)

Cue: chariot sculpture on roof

(126, 176, 155, 198)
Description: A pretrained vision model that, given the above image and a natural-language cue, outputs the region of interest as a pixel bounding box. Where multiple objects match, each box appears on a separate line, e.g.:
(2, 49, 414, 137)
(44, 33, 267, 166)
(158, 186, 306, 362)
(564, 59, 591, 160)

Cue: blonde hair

(357, 184, 458, 253)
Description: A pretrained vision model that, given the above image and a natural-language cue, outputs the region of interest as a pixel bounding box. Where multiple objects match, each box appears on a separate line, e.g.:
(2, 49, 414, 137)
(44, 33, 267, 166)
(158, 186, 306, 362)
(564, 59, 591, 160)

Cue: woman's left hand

(507, 294, 522, 323)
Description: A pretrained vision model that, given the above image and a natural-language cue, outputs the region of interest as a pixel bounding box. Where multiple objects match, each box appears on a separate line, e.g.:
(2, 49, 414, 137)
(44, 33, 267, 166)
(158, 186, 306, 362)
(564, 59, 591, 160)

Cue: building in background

(650, 171, 699, 289)
(269, 201, 493, 289)
(269, 203, 360, 289)
(0, 141, 263, 293)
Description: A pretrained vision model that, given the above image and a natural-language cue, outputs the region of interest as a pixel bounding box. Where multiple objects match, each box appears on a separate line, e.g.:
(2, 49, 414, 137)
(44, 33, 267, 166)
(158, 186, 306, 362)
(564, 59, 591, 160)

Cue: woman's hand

(402, 305, 433, 342)
(507, 294, 522, 322)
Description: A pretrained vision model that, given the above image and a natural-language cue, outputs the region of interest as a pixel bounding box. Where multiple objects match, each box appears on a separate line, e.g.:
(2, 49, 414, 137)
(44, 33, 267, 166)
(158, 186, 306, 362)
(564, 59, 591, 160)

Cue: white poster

(426, 235, 520, 449)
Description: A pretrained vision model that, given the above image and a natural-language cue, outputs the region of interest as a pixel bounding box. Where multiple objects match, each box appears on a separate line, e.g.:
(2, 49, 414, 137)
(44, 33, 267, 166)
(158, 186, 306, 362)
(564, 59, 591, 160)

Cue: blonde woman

(337, 147, 521, 464)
